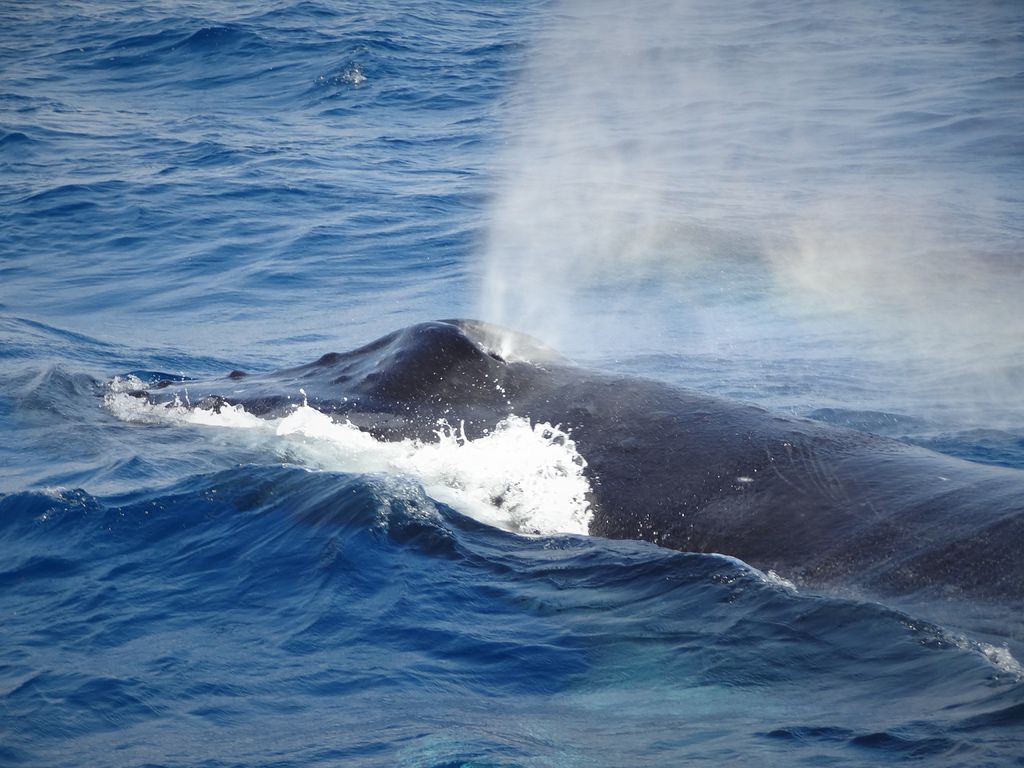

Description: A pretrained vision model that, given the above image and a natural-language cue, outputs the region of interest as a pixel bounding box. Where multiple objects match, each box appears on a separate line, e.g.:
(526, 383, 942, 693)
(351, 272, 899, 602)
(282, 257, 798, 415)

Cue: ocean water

(3, 1, 1024, 766)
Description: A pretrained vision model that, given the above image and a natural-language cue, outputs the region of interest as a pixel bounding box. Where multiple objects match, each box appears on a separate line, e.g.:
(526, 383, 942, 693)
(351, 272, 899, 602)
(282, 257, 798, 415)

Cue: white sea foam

(943, 635, 1024, 680)
(762, 569, 798, 592)
(973, 642, 1023, 679)
(104, 389, 593, 536)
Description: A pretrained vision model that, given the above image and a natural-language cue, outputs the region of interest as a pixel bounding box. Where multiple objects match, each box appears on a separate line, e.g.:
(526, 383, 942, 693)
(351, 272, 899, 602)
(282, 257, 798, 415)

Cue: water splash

(477, 0, 1024, 424)
(105, 385, 593, 536)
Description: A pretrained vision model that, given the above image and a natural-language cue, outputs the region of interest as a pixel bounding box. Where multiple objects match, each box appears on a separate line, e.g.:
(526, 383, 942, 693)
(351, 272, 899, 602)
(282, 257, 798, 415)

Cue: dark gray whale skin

(133, 319, 1024, 602)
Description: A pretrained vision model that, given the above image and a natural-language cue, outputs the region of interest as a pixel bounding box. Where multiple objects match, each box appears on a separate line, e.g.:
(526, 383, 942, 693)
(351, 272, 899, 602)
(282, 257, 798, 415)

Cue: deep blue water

(3, 1, 1024, 765)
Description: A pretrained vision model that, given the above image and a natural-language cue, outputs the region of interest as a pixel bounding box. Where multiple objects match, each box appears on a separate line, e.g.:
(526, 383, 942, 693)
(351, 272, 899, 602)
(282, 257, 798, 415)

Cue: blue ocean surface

(2, 1, 1023, 766)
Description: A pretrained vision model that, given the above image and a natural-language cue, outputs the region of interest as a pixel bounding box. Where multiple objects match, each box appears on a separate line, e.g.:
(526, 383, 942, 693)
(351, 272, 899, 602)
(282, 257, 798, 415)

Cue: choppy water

(3, 1, 1023, 765)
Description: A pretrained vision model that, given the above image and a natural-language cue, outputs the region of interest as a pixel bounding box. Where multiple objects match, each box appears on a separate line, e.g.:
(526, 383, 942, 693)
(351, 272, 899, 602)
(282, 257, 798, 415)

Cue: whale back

(126, 320, 1024, 603)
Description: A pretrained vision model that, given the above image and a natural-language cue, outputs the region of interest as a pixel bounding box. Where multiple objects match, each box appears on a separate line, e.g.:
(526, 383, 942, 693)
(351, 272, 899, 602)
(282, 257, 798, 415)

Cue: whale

(126, 319, 1024, 606)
